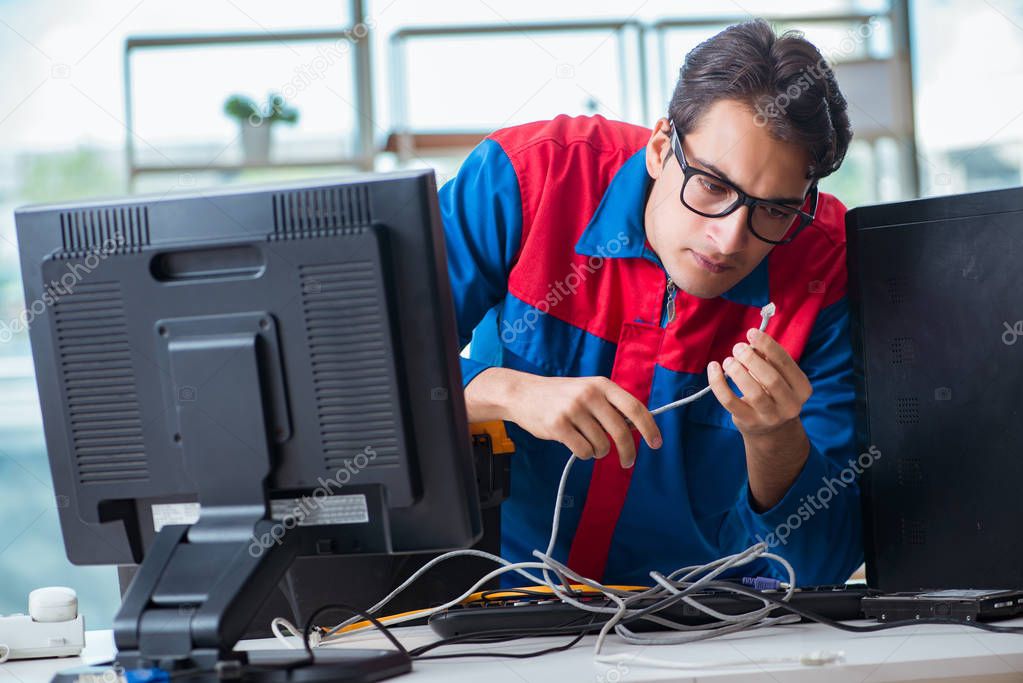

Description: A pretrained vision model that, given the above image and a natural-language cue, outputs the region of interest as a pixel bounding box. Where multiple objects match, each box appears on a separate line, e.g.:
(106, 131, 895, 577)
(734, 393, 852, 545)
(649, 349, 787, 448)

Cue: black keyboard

(428, 584, 874, 638)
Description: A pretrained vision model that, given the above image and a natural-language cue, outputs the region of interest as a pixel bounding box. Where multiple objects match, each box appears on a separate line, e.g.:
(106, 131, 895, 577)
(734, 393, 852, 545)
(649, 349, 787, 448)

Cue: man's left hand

(706, 327, 812, 436)
(706, 327, 813, 511)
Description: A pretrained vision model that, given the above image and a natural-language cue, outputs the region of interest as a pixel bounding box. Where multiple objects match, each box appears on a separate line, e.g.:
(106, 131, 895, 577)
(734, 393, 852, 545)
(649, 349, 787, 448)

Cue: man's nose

(708, 206, 749, 256)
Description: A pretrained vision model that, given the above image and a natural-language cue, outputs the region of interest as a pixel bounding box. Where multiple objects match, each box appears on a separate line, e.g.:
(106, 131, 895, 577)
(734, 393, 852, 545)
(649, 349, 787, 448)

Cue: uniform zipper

(661, 276, 677, 327)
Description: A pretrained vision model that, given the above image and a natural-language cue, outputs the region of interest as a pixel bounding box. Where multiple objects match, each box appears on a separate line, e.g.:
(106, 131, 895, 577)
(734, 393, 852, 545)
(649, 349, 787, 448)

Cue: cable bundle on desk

(271, 452, 837, 671)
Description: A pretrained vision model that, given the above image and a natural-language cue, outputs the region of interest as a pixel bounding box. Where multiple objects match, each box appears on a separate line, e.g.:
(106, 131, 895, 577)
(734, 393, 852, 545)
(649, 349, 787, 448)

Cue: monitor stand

(62, 317, 411, 682)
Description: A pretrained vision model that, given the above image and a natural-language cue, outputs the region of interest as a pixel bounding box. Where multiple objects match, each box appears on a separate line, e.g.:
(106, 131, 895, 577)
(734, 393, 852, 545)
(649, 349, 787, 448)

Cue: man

(440, 19, 861, 586)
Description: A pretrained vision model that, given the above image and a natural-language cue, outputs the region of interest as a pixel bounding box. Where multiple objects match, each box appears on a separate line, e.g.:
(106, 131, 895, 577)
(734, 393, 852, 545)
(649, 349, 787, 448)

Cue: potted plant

(223, 92, 299, 165)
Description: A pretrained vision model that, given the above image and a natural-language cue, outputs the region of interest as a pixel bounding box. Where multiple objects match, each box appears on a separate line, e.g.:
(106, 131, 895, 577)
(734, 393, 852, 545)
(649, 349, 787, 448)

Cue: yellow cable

(326, 584, 650, 636)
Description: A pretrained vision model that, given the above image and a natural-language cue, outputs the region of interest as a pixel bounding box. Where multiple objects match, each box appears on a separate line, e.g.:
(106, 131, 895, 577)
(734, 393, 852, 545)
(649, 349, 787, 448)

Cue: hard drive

(862, 589, 1023, 622)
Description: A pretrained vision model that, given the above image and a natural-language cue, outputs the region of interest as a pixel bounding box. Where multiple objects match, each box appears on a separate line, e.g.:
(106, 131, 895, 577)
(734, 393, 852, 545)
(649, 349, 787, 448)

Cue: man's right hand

(464, 367, 662, 468)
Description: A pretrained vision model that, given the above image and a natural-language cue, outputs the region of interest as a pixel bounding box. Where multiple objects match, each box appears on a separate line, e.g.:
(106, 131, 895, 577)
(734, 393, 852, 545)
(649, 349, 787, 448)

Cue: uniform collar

(574, 147, 770, 308)
(574, 149, 655, 262)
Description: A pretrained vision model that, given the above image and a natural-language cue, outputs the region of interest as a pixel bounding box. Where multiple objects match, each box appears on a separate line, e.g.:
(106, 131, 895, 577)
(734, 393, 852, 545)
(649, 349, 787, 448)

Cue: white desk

(0, 630, 116, 683)
(6, 621, 1023, 683)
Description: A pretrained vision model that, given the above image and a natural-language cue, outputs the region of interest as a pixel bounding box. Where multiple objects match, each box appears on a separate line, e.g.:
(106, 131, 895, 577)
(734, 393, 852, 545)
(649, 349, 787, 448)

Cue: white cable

(270, 617, 312, 649)
(319, 560, 550, 638)
(596, 649, 845, 670)
(319, 551, 550, 639)
(299, 461, 819, 669)
(649, 301, 776, 416)
(317, 448, 582, 642)
(532, 540, 795, 652)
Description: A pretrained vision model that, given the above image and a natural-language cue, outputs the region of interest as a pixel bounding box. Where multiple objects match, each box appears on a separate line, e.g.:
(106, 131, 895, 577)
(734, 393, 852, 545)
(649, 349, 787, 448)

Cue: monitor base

(53, 649, 412, 683)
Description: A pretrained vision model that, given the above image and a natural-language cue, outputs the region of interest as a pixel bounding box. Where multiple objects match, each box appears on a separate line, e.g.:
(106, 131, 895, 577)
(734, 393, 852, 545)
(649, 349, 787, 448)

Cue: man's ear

(645, 117, 672, 180)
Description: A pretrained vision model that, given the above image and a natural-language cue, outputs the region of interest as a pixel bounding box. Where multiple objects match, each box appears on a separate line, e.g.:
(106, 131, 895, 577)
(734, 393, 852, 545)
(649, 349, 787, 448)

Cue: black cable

(300, 602, 411, 667)
(155, 604, 410, 679)
(413, 632, 588, 660)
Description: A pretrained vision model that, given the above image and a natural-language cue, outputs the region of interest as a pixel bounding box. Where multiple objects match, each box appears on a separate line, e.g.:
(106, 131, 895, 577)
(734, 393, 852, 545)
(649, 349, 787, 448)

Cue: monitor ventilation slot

(900, 517, 927, 546)
(272, 185, 373, 238)
(895, 396, 920, 425)
(885, 277, 907, 305)
(299, 262, 400, 471)
(58, 206, 150, 257)
(889, 336, 917, 366)
(896, 458, 925, 488)
(54, 281, 149, 485)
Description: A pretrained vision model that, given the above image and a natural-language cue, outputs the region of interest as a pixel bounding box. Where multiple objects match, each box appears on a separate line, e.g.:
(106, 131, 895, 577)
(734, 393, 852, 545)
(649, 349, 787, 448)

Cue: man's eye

(698, 178, 728, 195)
(762, 206, 795, 220)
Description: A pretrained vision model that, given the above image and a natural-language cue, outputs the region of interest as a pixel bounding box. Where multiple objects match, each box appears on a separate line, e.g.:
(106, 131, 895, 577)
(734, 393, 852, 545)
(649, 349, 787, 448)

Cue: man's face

(643, 99, 813, 299)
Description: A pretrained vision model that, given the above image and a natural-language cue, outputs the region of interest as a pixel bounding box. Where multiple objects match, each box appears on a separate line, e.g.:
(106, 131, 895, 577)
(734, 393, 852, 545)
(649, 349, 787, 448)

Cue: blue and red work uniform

(438, 114, 863, 586)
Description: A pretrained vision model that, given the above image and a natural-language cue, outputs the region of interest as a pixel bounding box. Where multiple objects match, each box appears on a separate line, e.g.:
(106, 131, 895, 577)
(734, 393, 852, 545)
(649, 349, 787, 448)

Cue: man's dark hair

(668, 19, 852, 180)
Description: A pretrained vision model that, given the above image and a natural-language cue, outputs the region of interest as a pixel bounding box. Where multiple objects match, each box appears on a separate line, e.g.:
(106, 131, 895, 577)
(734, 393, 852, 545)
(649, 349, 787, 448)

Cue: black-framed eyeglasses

(669, 122, 818, 245)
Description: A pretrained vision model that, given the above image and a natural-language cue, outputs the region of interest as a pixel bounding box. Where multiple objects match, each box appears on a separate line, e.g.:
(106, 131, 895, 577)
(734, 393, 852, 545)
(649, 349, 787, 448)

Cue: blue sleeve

(438, 138, 524, 387)
(726, 297, 865, 585)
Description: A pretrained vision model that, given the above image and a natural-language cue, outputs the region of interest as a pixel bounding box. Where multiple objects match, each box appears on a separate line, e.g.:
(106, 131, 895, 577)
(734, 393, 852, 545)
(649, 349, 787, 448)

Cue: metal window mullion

(351, 0, 375, 171)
